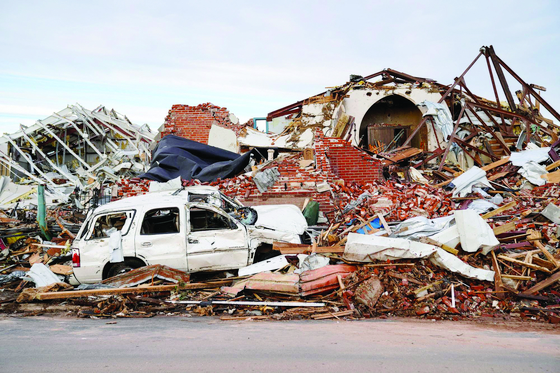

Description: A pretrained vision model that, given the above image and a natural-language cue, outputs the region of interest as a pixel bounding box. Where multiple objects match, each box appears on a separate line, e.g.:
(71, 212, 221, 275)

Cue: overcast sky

(1, 0, 559, 134)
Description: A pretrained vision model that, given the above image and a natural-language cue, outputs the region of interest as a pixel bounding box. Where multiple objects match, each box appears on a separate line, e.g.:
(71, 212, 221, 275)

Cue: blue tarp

(140, 135, 260, 182)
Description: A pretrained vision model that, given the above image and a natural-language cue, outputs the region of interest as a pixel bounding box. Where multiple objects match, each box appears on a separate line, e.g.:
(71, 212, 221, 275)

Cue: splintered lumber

(387, 271, 424, 285)
(169, 300, 326, 307)
(497, 255, 552, 273)
(482, 156, 511, 171)
(482, 201, 517, 219)
(501, 274, 533, 281)
(493, 221, 516, 236)
(545, 160, 560, 171)
(522, 271, 560, 295)
(531, 256, 557, 271)
(377, 213, 392, 234)
(532, 240, 559, 267)
(311, 309, 355, 320)
(419, 236, 459, 255)
(33, 282, 227, 300)
(273, 242, 345, 254)
(431, 157, 511, 188)
(543, 170, 560, 183)
(491, 251, 505, 299)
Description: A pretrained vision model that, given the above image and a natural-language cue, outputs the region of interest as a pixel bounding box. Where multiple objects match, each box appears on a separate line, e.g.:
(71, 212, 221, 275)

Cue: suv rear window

(141, 207, 180, 235)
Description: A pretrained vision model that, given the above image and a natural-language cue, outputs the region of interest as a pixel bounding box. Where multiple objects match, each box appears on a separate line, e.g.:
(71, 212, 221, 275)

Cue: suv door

(135, 206, 188, 271)
(186, 204, 249, 272)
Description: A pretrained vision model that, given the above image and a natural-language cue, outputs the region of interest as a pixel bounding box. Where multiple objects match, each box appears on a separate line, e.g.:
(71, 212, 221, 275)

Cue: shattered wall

(315, 131, 383, 183)
(160, 103, 244, 152)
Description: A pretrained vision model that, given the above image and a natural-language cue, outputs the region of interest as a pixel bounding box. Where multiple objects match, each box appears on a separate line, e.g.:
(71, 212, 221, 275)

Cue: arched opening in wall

(359, 95, 425, 151)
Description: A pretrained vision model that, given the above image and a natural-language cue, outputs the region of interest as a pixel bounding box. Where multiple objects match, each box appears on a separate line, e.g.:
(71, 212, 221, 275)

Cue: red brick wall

(315, 130, 383, 183)
(160, 103, 240, 144)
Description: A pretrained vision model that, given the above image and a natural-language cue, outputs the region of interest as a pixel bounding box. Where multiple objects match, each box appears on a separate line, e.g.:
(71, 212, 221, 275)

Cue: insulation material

(518, 161, 548, 186)
(25, 263, 61, 287)
(454, 210, 498, 254)
(509, 147, 551, 166)
(418, 101, 454, 139)
(238, 255, 290, 277)
(450, 166, 491, 197)
(344, 233, 495, 282)
(430, 248, 495, 282)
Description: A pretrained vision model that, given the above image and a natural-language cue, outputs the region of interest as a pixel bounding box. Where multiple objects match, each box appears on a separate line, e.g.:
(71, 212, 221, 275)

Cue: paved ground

(0, 316, 558, 372)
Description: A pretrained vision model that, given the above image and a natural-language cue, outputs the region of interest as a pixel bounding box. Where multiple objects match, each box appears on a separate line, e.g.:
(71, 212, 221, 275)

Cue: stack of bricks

(210, 153, 336, 218)
(314, 130, 383, 183)
(113, 178, 151, 200)
(160, 103, 245, 144)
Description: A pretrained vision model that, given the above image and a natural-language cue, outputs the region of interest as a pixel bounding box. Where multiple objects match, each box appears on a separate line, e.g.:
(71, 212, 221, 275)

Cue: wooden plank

(532, 240, 559, 268)
(481, 156, 511, 171)
(488, 171, 509, 181)
(419, 236, 459, 255)
(482, 201, 517, 219)
(273, 242, 345, 254)
(33, 283, 225, 301)
(531, 256, 557, 271)
(522, 271, 560, 295)
(493, 221, 516, 235)
(542, 170, 560, 183)
(491, 251, 505, 299)
(377, 213, 392, 234)
(311, 309, 355, 320)
(546, 160, 560, 171)
(501, 274, 533, 281)
(497, 254, 552, 273)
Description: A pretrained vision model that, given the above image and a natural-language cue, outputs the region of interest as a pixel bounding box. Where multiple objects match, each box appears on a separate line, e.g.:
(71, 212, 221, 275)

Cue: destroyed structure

(1, 46, 560, 323)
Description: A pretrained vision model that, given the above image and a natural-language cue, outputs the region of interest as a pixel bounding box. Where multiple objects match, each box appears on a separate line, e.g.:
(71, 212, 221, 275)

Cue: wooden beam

(32, 282, 227, 301)
(497, 255, 552, 273)
(491, 251, 505, 299)
(532, 240, 559, 268)
(522, 271, 560, 295)
(273, 242, 345, 254)
(493, 221, 516, 236)
(545, 160, 560, 171)
(482, 201, 517, 219)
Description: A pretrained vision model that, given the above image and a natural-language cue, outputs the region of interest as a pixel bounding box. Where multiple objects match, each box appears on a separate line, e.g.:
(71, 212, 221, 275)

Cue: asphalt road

(0, 317, 558, 373)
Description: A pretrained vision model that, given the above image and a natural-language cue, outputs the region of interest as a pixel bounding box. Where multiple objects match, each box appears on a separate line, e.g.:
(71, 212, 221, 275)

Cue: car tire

(106, 262, 135, 278)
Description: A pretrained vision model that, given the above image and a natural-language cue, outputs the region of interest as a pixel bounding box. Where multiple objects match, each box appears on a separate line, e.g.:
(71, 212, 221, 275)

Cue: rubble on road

(1, 45, 560, 324)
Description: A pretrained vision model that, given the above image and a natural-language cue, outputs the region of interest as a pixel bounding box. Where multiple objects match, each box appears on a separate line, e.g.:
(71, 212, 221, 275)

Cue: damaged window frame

(83, 210, 136, 240)
(140, 207, 181, 235)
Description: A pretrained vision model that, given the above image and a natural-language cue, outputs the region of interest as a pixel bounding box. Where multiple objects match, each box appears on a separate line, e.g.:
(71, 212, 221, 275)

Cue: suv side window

(86, 211, 134, 240)
(190, 208, 236, 232)
(141, 207, 180, 235)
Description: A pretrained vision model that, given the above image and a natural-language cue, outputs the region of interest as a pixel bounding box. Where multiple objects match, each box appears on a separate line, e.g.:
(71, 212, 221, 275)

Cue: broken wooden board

(482, 201, 517, 219)
(493, 221, 516, 236)
(522, 271, 560, 295)
(273, 242, 345, 255)
(497, 255, 552, 273)
(28, 282, 228, 301)
(49, 264, 73, 276)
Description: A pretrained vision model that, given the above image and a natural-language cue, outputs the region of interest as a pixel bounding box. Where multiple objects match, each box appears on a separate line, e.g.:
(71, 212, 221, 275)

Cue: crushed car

(70, 185, 308, 283)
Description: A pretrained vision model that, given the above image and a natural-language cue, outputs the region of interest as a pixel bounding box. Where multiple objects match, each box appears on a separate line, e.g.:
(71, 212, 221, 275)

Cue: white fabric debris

(430, 248, 495, 282)
(252, 204, 308, 235)
(467, 199, 498, 214)
(451, 166, 492, 197)
(510, 147, 551, 166)
(25, 263, 61, 287)
(418, 101, 454, 139)
(294, 253, 330, 274)
(392, 216, 454, 239)
(344, 234, 438, 262)
(430, 225, 461, 249)
(238, 255, 290, 276)
(344, 233, 495, 282)
(149, 176, 182, 192)
(409, 167, 429, 184)
(454, 210, 498, 254)
(518, 161, 548, 186)
(109, 229, 124, 263)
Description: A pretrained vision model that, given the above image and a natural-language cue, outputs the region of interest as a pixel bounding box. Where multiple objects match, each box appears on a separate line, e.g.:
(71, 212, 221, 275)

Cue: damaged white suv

(71, 186, 308, 284)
